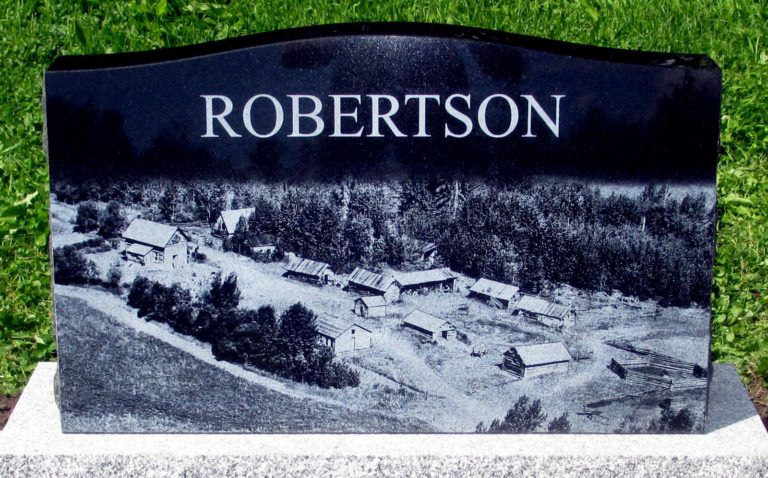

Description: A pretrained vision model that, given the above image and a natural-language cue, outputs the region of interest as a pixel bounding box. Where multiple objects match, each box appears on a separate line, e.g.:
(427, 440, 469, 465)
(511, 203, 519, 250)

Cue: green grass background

(1, 0, 766, 394)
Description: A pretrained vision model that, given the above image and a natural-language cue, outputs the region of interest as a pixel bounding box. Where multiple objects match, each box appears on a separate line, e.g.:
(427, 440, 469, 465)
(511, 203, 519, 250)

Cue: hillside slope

(55, 293, 432, 433)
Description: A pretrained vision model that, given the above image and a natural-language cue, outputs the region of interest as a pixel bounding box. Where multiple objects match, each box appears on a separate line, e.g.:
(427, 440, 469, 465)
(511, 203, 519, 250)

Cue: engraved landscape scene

(51, 177, 714, 433)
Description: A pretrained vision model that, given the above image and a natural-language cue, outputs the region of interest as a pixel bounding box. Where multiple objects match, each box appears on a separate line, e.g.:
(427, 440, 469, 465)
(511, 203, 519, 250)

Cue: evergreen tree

(547, 413, 571, 433)
(275, 303, 319, 381)
(344, 213, 374, 266)
(487, 396, 547, 433)
(158, 184, 182, 222)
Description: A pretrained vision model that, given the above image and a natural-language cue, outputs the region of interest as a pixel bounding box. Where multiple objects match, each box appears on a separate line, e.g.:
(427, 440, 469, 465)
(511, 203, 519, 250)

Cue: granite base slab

(1, 362, 766, 477)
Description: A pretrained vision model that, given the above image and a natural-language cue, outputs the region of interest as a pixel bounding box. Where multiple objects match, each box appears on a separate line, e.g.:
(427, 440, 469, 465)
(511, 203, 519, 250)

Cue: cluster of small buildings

(118, 212, 577, 379)
(283, 255, 578, 378)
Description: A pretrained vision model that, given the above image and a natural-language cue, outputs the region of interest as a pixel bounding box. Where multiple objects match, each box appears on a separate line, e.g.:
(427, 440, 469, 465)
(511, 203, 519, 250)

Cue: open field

(55, 292, 432, 432)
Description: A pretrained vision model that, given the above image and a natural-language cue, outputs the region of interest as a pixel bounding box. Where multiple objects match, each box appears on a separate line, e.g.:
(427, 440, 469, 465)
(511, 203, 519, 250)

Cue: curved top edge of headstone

(47, 21, 719, 73)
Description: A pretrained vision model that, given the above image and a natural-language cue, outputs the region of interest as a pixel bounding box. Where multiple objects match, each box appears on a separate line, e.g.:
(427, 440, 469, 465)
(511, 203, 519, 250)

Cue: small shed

(354, 296, 387, 318)
(315, 313, 372, 353)
(503, 342, 572, 379)
(347, 267, 401, 303)
(212, 207, 255, 236)
(394, 268, 459, 294)
(512, 295, 575, 330)
(468, 278, 520, 309)
(122, 218, 190, 268)
(402, 310, 456, 341)
(284, 257, 334, 285)
(412, 239, 439, 266)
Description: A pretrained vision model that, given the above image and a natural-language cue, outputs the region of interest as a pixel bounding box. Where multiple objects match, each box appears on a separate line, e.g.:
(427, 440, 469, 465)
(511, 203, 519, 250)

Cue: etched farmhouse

(402, 310, 457, 341)
(347, 267, 401, 302)
(284, 256, 335, 285)
(394, 268, 459, 294)
(316, 314, 372, 353)
(354, 296, 387, 318)
(513, 295, 575, 330)
(212, 207, 255, 236)
(502, 342, 572, 379)
(468, 278, 520, 309)
(121, 218, 190, 267)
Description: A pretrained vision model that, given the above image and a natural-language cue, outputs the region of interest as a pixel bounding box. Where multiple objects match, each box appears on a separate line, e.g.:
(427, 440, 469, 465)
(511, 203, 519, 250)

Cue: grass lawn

(1, 0, 766, 409)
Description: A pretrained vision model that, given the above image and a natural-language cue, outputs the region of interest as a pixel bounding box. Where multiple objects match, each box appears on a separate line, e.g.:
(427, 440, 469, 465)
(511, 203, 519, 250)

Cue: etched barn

(512, 295, 575, 330)
(315, 313, 372, 353)
(354, 296, 387, 318)
(212, 207, 255, 236)
(284, 257, 334, 285)
(402, 310, 456, 341)
(394, 268, 459, 294)
(347, 267, 401, 303)
(122, 218, 190, 267)
(468, 278, 520, 309)
(502, 342, 572, 379)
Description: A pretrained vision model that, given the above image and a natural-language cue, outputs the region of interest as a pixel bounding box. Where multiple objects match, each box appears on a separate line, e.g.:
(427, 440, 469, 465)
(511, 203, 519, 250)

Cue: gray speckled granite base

(2, 363, 767, 477)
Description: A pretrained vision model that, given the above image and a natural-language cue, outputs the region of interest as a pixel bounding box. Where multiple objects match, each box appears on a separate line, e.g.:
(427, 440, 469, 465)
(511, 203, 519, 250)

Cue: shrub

(547, 413, 571, 433)
(647, 399, 696, 433)
(106, 262, 122, 289)
(73, 201, 100, 233)
(203, 272, 240, 311)
(127, 276, 151, 310)
(52, 246, 99, 285)
(480, 395, 548, 433)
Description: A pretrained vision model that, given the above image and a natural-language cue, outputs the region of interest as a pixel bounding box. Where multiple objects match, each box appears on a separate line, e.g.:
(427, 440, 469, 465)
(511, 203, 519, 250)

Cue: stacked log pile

(605, 340, 708, 391)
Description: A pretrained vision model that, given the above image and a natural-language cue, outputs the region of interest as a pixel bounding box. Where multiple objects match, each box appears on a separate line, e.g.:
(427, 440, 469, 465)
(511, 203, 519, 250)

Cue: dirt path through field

(55, 285, 350, 409)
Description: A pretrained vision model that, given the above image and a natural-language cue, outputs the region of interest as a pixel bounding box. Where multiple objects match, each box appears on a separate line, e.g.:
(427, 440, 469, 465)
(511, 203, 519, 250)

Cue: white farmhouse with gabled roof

(315, 313, 372, 353)
(122, 218, 190, 267)
(213, 207, 255, 236)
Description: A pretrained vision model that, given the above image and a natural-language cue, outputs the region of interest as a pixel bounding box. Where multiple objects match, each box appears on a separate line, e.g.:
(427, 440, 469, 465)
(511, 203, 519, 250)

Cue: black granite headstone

(45, 23, 720, 433)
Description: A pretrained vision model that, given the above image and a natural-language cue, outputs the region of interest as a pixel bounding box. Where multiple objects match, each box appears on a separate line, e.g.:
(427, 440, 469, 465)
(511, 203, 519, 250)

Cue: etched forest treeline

(53, 179, 714, 307)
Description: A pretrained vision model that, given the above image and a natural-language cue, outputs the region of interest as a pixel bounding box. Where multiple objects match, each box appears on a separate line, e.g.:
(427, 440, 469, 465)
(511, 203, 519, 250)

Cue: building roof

(219, 208, 255, 234)
(356, 296, 387, 308)
(413, 239, 438, 254)
(125, 243, 153, 257)
(285, 257, 331, 277)
(509, 342, 572, 365)
(469, 278, 520, 302)
(515, 295, 572, 320)
(394, 268, 457, 287)
(348, 267, 399, 292)
(403, 310, 453, 333)
(316, 313, 370, 339)
(122, 219, 185, 249)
